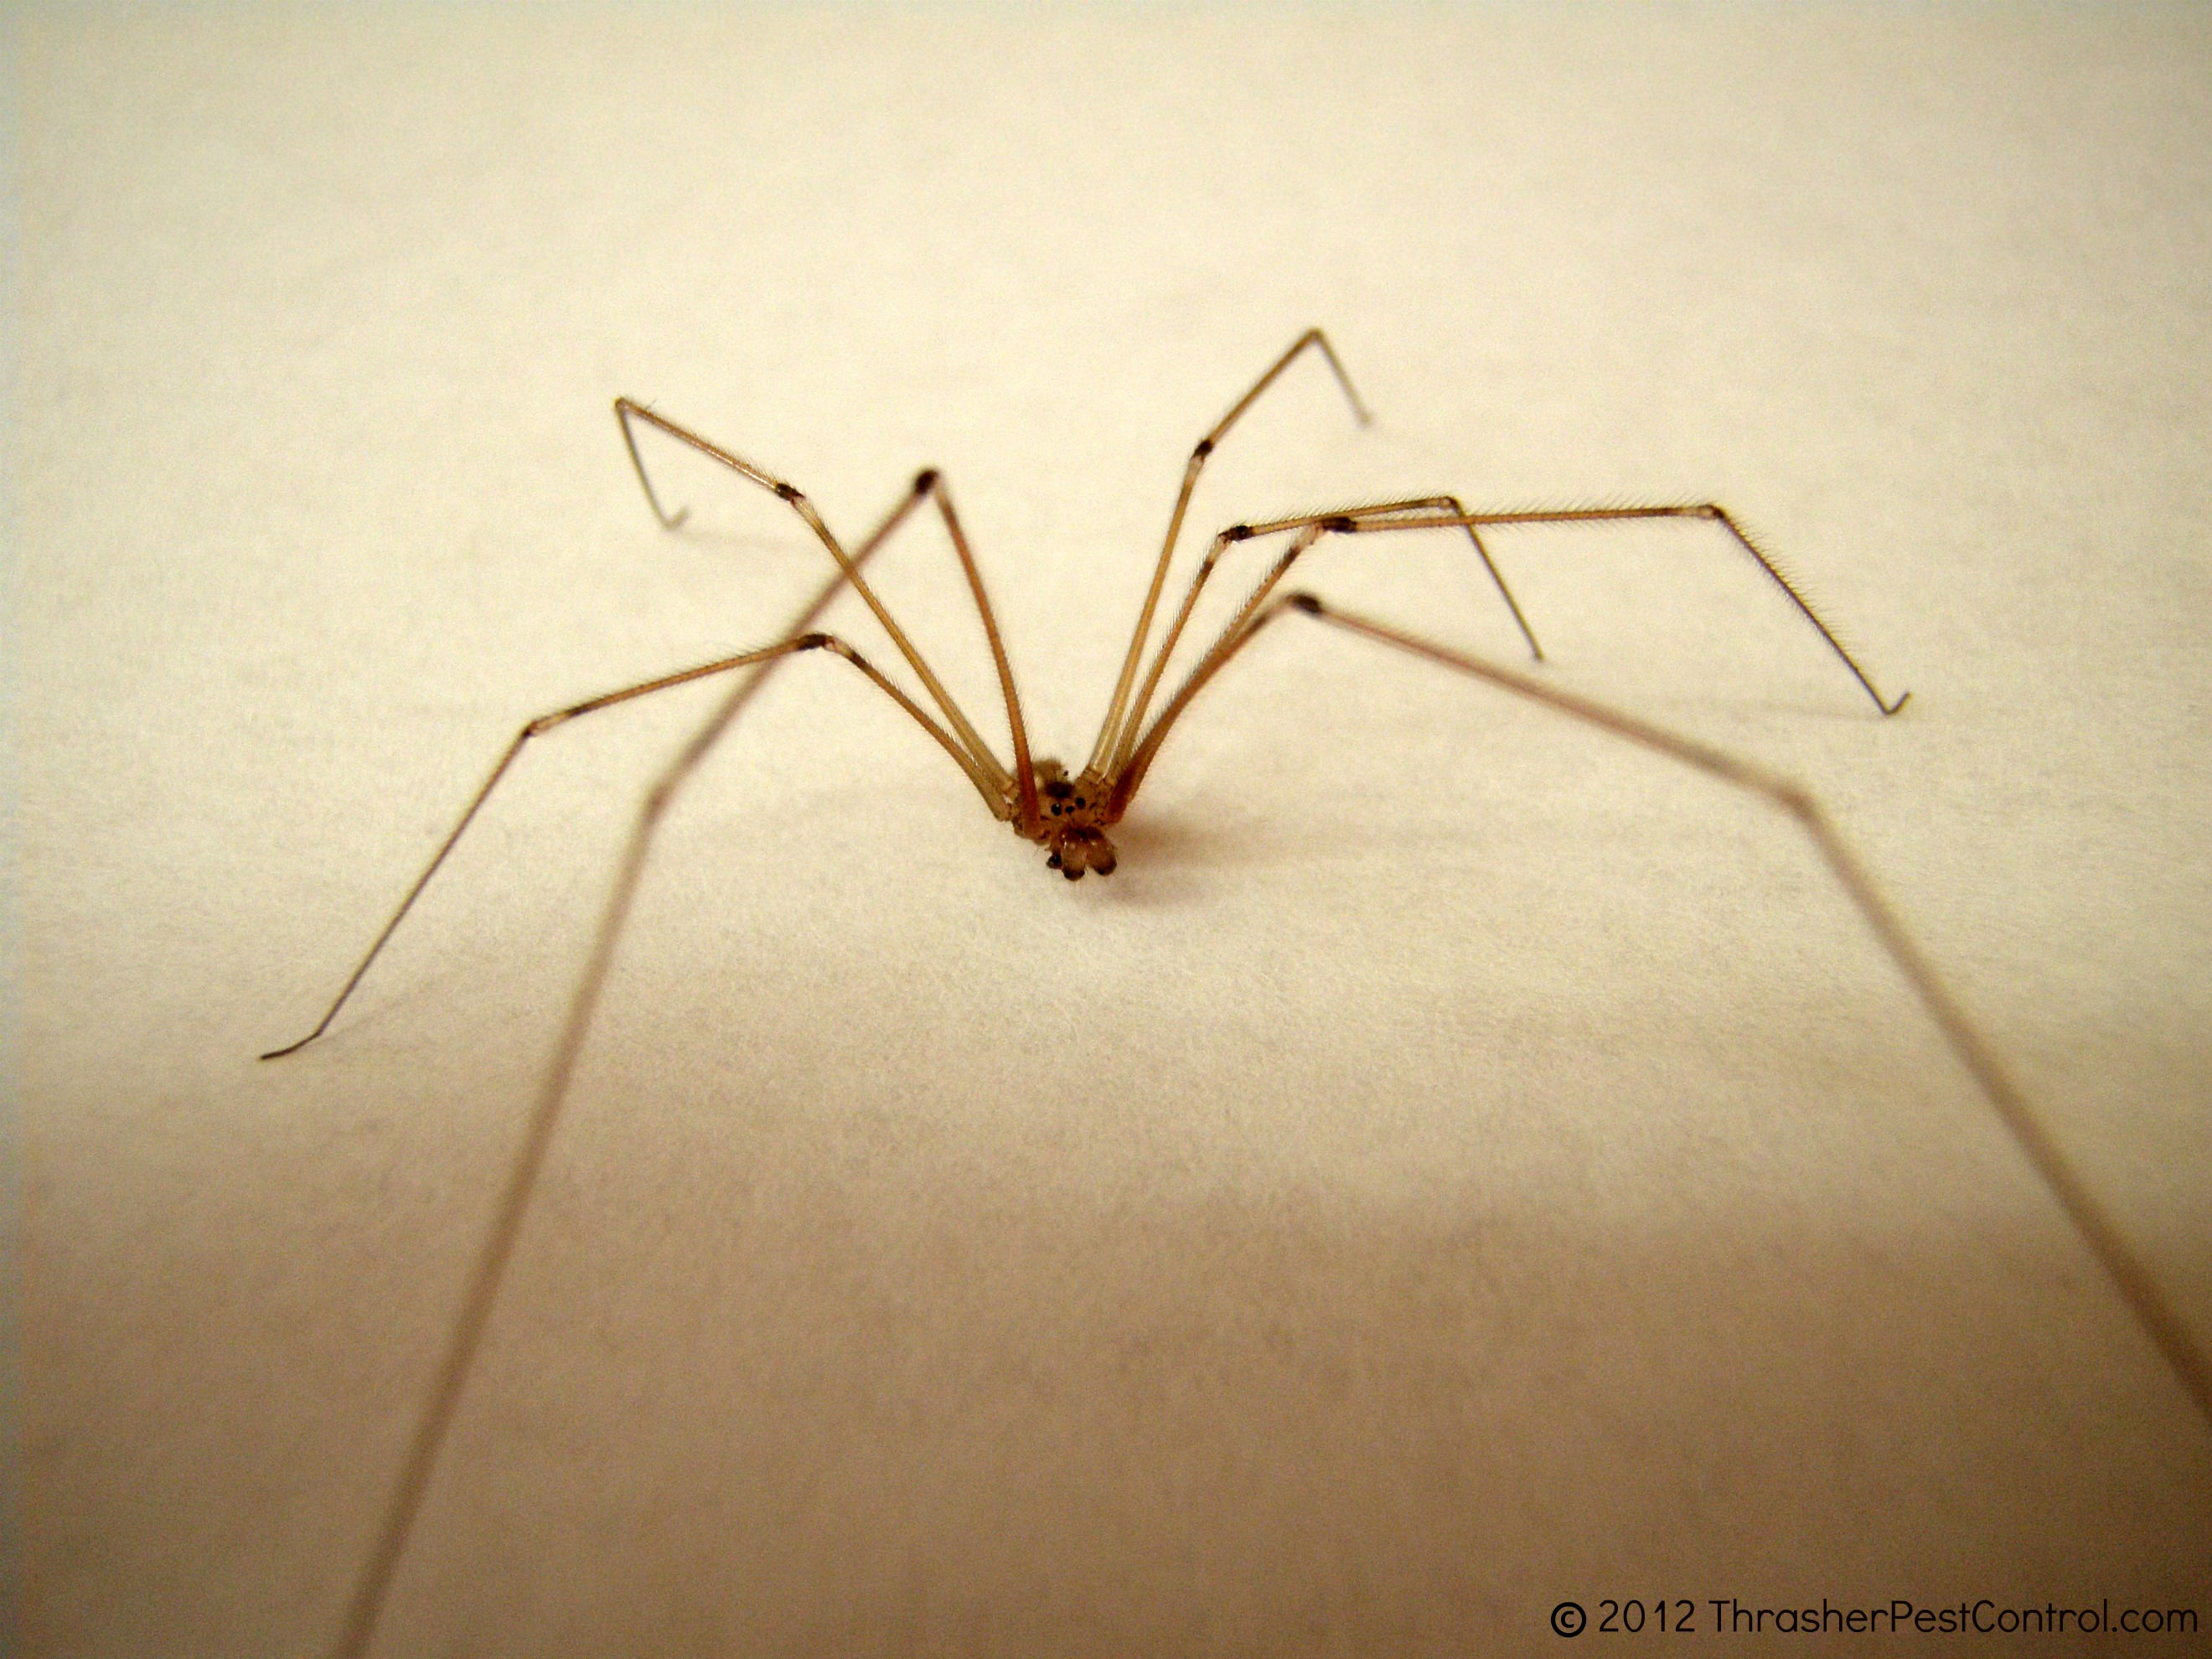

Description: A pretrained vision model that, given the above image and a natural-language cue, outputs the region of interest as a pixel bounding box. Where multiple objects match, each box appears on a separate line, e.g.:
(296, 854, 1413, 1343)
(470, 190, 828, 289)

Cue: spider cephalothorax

(1027, 758, 1118, 879)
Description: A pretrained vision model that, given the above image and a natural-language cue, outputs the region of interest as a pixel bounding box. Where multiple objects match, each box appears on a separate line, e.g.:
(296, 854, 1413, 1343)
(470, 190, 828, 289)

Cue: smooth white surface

(14, 7, 2212, 1654)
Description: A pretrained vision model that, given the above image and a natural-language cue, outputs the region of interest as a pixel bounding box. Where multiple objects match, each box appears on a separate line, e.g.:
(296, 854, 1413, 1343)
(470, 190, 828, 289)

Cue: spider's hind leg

(1277, 591, 2204, 1429)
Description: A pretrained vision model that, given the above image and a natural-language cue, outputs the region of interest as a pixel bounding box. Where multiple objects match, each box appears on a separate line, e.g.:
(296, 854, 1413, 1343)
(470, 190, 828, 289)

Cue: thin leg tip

(1883, 689, 1912, 716)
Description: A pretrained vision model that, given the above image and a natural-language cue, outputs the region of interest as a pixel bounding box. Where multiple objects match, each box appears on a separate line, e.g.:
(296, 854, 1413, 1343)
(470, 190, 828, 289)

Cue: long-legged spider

(267, 331, 2212, 1658)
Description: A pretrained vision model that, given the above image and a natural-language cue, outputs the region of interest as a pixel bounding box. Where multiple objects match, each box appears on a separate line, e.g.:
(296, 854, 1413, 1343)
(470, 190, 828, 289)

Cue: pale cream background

(12, 7, 2212, 1656)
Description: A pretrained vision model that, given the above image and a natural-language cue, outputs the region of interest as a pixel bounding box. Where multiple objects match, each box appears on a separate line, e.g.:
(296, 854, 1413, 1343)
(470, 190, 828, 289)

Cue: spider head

(1029, 758, 1119, 881)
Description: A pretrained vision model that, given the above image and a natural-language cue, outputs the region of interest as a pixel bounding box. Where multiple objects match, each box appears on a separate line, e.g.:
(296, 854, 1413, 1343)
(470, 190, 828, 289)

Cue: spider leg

(1276, 592, 2202, 1429)
(319, 624, 992, 1659)
(1088, 328, 1371, 773)
(1118, 584, 2209, 1426)
(1107, 546, 1319, 816)
(261, 639, 809, 1061)
(1403, 503, 1910, 716)
(1233, 504, 1907, 716)
(1332, 499, 1542, 660)
(263, 471, 948, 1061)
(918, 473, 1040, 828)
(1114, 508, 1900, 932)
(615, 400, 1033, 814)
(1113, 505, 1501, 811)
(1104, 497, 1544, 780)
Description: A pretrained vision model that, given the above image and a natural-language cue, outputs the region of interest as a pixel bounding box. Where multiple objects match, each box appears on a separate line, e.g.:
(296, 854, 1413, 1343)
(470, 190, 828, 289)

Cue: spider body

(1031, 759, 1118, 878)
(270, 329, 2211, 1659)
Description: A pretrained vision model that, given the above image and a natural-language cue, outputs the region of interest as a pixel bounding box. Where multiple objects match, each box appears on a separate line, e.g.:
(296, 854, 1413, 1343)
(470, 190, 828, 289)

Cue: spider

(266, 331, 2211, 1659)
